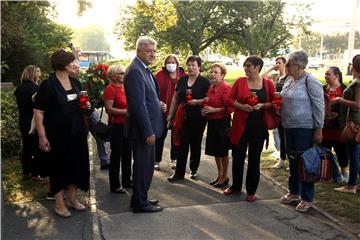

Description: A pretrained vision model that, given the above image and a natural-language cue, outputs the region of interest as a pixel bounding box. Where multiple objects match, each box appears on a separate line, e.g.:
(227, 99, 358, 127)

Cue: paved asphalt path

(2, 131, 359, 239)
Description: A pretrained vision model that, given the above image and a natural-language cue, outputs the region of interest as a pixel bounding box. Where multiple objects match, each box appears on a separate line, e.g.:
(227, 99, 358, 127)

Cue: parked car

(307, 58, 320, 70)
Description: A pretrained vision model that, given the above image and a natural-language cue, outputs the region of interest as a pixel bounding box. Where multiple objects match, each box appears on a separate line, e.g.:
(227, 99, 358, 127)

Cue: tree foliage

(77, 0, 92, 16)
(294, 31, 360, 57)
(73, 25, 111, 52)
(1, 1, 73, 83)
(115, 0, 310, 57)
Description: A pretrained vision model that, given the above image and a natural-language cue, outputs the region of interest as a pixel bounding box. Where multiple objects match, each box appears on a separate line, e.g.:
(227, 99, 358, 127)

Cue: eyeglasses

(116, 72, 125, 75)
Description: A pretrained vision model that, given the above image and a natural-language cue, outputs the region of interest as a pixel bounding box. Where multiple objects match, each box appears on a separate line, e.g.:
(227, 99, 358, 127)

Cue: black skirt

(205, 118, 230, 157)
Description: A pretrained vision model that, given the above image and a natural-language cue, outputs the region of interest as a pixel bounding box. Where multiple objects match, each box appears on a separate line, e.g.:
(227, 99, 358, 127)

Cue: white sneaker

(341, 172, 349, 182)
(272, 160, 285, 169)
(154, 162, 160, 170)
(170, 160, 176, 169)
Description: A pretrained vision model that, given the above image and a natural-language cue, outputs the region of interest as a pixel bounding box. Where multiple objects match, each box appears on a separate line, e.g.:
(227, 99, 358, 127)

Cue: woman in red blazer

(224, 56, 276, 202)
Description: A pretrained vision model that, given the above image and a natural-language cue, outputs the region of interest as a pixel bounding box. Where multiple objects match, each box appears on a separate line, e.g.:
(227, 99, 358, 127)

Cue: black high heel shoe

(209, 177, 219, 185)
(214, 178, 229, 188)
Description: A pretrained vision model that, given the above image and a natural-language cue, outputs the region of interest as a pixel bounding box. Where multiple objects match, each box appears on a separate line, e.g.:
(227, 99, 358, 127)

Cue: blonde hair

(211, 63, 227, 76)
(20, 65, 41, 83)
(107, 65, 125, 78)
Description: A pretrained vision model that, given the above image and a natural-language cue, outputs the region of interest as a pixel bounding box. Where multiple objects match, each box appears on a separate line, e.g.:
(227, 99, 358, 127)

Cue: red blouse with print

(103, 83, 127, 124)
(206, 80, 232, 120)
(323, 85, 343, 141)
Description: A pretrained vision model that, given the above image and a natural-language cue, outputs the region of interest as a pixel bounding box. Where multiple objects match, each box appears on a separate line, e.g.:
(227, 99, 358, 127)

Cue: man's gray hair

(289, 50, 308, 69)
(107, 65, 125, 77)
(136, 36, 157, 52)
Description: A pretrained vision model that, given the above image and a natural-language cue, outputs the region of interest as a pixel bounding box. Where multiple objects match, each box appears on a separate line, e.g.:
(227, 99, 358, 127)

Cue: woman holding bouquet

(104, 65, 132, 193)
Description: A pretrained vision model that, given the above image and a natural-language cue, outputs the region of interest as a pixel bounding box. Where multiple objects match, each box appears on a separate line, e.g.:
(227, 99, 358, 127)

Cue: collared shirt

(136, 56, 156, 88)
(206, 80, 231, 120)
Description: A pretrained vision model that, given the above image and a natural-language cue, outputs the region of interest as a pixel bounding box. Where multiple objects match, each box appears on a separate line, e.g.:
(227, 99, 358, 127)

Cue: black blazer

(124, 57, 164, 140)
(14, 80, 39, 134)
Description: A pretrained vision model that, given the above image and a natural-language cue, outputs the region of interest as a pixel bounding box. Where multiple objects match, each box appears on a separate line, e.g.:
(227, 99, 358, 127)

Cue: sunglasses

(117, 72, 125, 75)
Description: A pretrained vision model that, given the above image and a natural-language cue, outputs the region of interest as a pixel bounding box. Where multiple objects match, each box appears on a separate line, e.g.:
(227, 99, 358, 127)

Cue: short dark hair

(352, 54, 360, 74)
(186, 55, 202, 68)
(275, 56, 286, 64)
(244, 55, 264, 72)
(50, 49, 75, 71)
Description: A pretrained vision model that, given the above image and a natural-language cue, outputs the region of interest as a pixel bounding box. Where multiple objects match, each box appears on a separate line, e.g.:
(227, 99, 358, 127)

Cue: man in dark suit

(124, 36, 165, 213)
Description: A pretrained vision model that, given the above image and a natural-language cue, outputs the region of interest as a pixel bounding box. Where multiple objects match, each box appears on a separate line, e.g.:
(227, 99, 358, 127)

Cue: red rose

(96, 64, 104, 70)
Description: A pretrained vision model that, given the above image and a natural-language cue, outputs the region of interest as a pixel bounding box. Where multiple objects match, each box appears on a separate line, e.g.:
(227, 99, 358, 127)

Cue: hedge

(1, 89, 21, 158)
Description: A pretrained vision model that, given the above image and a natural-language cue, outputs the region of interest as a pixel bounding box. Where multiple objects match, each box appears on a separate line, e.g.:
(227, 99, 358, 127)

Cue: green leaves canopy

(115, 0, 310, 57)
(1, 1, 73, 83)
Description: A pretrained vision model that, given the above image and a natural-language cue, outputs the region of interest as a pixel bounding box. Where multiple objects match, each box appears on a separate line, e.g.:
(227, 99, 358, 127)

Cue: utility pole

(320, 33, 324, 61)
(347, 0, 358, 65)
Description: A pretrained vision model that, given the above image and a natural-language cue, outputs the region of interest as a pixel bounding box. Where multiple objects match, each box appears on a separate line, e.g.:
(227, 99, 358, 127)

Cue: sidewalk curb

(89, 138, 103, 240)
(259, 168, 360, 238)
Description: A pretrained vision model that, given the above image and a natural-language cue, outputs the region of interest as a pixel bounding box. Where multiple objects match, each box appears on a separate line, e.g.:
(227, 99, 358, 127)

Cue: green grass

(261, 150, 360, 223)
(2, 157, 48, 203)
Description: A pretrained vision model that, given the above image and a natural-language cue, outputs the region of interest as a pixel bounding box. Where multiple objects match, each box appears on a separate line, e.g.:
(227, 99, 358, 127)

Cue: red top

(103, 83, 127, 124)
(206, 80, 233, 120)
(227, 77, 275, 146)
(155, 68, 186, 117)
(323, 85, 343, 141)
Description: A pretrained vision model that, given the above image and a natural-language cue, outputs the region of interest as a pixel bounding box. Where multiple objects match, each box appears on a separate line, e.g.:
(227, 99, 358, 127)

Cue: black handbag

(93, 106, 112, 142)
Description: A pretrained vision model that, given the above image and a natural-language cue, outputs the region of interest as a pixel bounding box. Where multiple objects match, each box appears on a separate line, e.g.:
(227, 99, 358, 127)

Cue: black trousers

(321, 140, 348, 168)
(231, 120, 267, 195)
(174, 119, 206, 178)
(155, 126, 178, 162)
(20, 132, 40, 176)
(109, 124, 131, 191)
(278, 123, 287, 160)
(130, 139, 155, 208)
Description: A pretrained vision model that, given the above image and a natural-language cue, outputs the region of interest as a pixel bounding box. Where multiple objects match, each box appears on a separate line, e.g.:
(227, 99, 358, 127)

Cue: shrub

(1, 89, 21, 158)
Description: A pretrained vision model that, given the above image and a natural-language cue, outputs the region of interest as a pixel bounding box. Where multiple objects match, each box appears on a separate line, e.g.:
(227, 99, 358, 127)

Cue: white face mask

(166, 63, 177, 73)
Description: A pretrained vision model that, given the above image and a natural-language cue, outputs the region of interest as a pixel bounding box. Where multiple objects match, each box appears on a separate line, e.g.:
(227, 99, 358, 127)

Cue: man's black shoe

(167, 175, 183, 183)
(148, 199, 159, 205)
(123, 182, 133, 188)
(132, 205, 163, 213)
(100, 164, 110, 170)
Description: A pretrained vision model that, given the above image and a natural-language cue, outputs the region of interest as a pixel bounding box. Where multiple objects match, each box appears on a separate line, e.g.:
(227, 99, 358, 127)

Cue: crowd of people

(14, 35, 360, 218)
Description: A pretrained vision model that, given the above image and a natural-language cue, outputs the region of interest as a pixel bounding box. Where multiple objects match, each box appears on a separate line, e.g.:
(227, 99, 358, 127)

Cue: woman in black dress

(34, 50, 89, 218)
(14, 65, 42, 180)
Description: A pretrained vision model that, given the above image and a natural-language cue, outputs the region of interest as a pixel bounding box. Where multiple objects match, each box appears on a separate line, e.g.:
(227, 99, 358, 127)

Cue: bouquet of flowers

(79, 63, 110, 109)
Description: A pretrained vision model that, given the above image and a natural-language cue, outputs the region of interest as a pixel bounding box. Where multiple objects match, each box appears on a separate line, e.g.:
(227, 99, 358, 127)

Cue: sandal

(334, 186, 356, 194)
(295, 200, 312, 212)
(280, 193, 300, 204)
(66, 201, 86, 211)
(54, 207, 71, 218)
